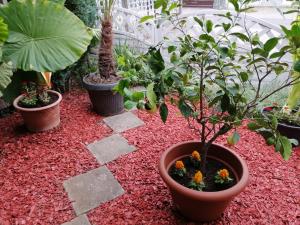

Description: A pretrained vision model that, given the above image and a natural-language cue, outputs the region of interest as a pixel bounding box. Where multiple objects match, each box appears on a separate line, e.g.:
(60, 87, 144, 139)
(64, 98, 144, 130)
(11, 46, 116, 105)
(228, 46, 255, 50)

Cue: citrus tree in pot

(82, 0, 124, 116)
(116, 0, 300, 221)
(0, 0, 93, 132)
(262, 2, 300, 145)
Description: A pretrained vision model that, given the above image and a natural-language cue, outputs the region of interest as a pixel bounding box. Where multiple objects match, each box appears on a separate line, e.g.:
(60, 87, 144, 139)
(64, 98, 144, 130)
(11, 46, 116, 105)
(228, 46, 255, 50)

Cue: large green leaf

(0, 16, 8, 60)
(0, 0, 93, 72)
(0, 17, 7, 45)
(0, 62, 13, 97)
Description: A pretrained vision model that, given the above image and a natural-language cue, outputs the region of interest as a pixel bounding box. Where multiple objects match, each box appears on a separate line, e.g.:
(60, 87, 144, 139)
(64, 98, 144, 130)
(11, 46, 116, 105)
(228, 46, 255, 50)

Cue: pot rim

(262, 106, 300, 129)
(159, 141, 249, 201)
(13, 90, 62, 112)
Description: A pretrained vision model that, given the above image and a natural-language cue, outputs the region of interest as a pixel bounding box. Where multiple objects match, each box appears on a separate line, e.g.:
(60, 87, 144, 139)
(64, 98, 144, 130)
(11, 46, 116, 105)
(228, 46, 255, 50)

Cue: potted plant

(262, 2, 300, 145)
(82, 0, 124, 116)
(0, 0, 93, 131)
(116, 0, 300, 221)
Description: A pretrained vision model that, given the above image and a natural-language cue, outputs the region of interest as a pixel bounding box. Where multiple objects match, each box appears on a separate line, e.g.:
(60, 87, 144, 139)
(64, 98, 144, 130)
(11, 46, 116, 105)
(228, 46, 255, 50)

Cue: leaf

(294, 60, 300, 73)
(178, 99, 193, 118)
(170, 52, 177, 63)
(240, 72, 248, 82)
(159, 103, 168, 123)
(0, 0, 92, 72)
(229, 32, 249, 42)
(140, 15, 154, 23)
(221, 94, 230, 112)
(227, 132, 240, 145)
(0, 62, 13, 97)
(247, 122, 262, 130)
(199, 34, 215, 43)
(132, 91, 144, 101)
(168, 46, 176, 53)
(279, 136, 292, 160)
(206, 20, 213, 33)
(148, 48, 165, 74)
(263, 37, 279, 52)
(271, 116, 278, 130)
(0, 17, 8, 45)
(194, 17, 203, 27)
(124, 100, 136, 110)
(270, 51, 285, 59)
(146, 83, 157, 109)
(289, 138, 299, 146)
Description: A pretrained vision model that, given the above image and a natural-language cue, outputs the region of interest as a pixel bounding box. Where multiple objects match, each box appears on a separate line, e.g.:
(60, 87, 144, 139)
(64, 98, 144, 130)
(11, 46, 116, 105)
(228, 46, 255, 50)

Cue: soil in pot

(169, 156, 237, 192)
(84, 73, 121, 84)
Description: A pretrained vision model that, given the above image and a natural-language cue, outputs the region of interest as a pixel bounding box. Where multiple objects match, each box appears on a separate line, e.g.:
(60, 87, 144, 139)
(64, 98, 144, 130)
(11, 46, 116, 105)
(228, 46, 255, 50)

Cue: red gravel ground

(0, 90, 299, 225)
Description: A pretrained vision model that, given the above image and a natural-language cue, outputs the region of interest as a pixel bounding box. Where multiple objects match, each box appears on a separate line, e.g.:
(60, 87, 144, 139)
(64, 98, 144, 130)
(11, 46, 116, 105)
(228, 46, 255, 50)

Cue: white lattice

(156, 10, 287, 52)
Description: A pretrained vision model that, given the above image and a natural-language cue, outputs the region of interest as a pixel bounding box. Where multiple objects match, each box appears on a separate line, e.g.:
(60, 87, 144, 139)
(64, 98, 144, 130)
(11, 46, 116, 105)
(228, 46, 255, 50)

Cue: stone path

(62, 111, 144, 225)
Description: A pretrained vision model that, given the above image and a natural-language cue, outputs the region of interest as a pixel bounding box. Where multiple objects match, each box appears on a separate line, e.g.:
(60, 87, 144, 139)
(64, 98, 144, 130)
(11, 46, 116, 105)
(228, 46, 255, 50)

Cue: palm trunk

(98, 19, 116, 80)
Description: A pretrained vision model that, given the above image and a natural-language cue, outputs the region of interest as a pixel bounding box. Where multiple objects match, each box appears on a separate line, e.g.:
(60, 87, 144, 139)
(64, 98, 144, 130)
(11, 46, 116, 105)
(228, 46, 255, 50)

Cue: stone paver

(63, 166, 124, 216)
(87, 134, 136, 164)
(61, 214, 91, 225)
(103, 111, 144, 133)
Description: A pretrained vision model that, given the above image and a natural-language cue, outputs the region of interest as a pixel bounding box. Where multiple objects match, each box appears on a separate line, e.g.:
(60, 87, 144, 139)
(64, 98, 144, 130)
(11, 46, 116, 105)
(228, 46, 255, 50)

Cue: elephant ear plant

(0, 0, 93, 131)
(117, 0, 300, 172)
(0, 16, 13, 98)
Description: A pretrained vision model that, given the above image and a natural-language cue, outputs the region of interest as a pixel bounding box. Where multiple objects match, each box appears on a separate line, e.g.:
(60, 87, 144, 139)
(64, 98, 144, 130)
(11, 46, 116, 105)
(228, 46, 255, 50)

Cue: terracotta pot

(83, 74, 124, 116)
(159, 141, 249, 222)
(263, 107, 300, 146)
(13, 90, 62, 132)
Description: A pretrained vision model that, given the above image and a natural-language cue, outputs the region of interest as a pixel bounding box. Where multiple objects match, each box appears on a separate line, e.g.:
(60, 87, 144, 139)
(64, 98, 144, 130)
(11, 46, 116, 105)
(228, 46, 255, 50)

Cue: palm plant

(98, 0, 117, 80)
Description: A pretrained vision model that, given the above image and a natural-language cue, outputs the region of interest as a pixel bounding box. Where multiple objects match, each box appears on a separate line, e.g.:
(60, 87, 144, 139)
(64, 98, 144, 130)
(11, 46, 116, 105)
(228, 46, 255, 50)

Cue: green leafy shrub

(114, 45, 155, 86)
(117, 0, 300, 163)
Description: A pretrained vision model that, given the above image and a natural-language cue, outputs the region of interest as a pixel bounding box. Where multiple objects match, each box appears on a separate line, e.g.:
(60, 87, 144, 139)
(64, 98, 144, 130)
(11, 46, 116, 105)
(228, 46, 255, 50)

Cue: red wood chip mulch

(0, 90, 299, 225)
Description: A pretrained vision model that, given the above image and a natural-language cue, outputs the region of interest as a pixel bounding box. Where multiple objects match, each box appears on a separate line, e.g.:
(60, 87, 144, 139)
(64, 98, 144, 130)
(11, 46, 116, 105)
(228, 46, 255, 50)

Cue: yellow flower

(219, 169, 229, 179)
(194, 171, 203, 184)
(191, 150, 201, 161)
(175, 160, 185, 170)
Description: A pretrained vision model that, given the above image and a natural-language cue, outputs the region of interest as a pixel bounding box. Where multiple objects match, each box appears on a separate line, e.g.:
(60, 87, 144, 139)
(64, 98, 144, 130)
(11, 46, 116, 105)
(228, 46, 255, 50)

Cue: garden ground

(0, 90, 299, 225)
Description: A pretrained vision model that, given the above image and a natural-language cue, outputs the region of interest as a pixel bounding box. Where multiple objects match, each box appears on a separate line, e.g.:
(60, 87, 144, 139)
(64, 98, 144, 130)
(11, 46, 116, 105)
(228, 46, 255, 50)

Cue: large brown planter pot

(13, 90, 62, 132)
(83, 75, 124, 116)
(159, 141, 249, 222)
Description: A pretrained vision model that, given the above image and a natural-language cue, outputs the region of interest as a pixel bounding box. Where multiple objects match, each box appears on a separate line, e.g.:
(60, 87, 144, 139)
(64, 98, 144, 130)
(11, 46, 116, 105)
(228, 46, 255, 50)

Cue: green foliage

(64, 0, 97, 27)
(282, 4, 300, 110)
(114, 45, 155, 86)
(19, 82, 51, 108)
(116, 0, 299, 161)
(0, 62, 13, 97)
(188, 180, 205, 191)
(247, 113, 297, 160)
(0, 16, 8, 60)
(0, 0, 93, 72)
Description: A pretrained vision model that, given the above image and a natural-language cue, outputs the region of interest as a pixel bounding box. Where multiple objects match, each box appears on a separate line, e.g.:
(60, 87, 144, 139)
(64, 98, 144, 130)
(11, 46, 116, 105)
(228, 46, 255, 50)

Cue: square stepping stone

(63, 166, 124, 216)
(61, 215, 91, 225)
(87, 134, 136, 164)
(103, 112, 144, 133)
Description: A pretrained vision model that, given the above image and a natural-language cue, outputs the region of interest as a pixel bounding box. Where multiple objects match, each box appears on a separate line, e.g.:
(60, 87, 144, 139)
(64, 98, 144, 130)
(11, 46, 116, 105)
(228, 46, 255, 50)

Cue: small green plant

(20, 82, 50, 108)
(214, 169, 233, 185)
(172, 160, 186, 177)
(189, 171, 205, 191)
